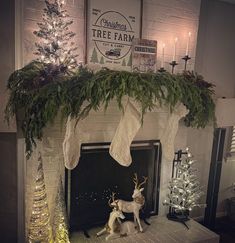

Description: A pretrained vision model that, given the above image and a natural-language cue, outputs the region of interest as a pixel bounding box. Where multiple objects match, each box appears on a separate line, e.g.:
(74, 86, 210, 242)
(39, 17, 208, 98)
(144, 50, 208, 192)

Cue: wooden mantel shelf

(70, 216, 220, 243)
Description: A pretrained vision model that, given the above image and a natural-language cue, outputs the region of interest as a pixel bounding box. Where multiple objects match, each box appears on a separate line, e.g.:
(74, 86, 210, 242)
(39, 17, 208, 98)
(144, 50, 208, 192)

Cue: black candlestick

(169, 61, 178, 74)
(182, 55, 191, 71)
(158, 67, 166, 73)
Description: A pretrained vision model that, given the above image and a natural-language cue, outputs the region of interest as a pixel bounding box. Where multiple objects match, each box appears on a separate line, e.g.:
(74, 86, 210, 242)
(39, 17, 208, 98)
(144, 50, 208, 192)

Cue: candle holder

(158, 67, 166, 73)
(169, 61, 178, 74)
(182, 55, 191, 71)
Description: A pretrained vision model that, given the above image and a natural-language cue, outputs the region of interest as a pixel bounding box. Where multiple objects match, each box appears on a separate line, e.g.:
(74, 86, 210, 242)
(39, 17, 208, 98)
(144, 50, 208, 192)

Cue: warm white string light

(34, 0, 78, 70)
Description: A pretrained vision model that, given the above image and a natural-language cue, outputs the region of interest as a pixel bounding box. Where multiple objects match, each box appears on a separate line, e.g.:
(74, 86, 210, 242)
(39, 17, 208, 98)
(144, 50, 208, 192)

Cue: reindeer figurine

(96, 193, 125, 241)
(111, 173, 148, 232)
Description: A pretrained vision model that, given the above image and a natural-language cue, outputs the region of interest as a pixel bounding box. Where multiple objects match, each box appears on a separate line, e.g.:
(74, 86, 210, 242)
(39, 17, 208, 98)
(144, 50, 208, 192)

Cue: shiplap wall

(22, 0, 207, 234)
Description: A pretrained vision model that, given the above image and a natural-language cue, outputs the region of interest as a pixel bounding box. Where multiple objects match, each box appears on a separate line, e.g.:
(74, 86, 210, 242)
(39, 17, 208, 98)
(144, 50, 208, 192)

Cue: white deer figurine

(97, 193, 125, 241)
(111, 173, 148, 232)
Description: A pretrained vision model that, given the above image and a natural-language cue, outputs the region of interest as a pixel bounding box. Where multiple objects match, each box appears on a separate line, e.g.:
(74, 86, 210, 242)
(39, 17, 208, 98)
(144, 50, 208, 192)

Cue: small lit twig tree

(163, 148, 206, 219)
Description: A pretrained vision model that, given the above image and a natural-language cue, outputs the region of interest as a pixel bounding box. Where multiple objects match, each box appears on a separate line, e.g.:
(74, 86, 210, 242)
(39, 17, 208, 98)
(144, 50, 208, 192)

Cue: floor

(70, 216, 219, 243)
(214, 217, 235, 243)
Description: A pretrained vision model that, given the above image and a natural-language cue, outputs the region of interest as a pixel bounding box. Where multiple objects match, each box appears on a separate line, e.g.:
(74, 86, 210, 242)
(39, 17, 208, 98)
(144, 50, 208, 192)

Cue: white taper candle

(173, 37, 178, 61)
(161, 43, 165, 68)
(186, 32, 191, 56)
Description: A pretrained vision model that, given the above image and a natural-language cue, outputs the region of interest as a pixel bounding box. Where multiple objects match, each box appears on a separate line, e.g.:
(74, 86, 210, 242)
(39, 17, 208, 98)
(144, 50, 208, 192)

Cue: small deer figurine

(97, 193, 125, 241)
(111, 173, 148, 232)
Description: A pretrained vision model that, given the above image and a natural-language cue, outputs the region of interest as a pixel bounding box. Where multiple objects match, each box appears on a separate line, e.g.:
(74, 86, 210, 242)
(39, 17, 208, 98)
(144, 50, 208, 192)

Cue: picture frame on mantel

(85, 0, 143, 70)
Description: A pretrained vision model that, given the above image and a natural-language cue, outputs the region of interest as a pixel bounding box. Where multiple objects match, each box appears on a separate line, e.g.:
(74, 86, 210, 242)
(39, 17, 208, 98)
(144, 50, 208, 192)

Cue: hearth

(65, 140, 161, 232)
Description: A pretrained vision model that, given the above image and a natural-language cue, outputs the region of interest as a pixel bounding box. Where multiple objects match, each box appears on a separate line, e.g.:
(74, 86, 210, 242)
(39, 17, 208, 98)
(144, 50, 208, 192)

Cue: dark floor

(214, 217, 235, 243)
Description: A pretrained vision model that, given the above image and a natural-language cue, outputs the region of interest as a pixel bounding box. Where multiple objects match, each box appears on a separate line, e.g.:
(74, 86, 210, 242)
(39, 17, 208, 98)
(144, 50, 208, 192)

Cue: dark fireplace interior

(65, 140, 161, 231)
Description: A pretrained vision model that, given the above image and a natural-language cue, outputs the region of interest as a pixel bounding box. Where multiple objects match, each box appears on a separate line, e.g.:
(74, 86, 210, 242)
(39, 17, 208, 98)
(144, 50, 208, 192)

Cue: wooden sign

(132, 39, 157, 72)
(86, 0, 142, 70)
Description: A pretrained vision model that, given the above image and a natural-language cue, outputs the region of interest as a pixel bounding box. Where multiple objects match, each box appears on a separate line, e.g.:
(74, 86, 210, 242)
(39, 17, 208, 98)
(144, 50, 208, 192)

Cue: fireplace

(65, 140, 161, 232)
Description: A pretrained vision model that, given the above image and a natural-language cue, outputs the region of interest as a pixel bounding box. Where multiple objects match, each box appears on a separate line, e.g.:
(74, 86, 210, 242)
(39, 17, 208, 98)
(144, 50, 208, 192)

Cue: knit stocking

(109, 99, 142, 167)
(160, 103, 189, 161)
(63, 116, 85, 169)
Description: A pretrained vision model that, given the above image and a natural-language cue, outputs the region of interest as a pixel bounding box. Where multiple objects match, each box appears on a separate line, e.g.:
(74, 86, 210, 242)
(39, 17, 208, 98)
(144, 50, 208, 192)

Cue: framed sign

(132, 38, 157, 72)
(86, 0, 142, 70)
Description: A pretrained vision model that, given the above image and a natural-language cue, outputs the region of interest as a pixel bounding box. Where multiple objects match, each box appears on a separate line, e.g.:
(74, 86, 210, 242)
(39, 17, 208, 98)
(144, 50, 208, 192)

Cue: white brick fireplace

(24, 100, 188, 231)
(15, 0, 214, 240)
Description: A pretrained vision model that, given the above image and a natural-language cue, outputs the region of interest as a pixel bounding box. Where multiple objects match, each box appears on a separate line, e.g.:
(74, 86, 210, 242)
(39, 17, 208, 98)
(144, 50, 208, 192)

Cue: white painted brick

(22, 0, 212, 232)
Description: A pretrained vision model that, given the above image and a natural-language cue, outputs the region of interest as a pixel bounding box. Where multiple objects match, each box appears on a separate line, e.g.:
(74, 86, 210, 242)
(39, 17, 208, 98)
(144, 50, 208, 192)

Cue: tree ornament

(34, 0, 78, 70)
(53, 177, 70, 243)
(163, 148, 206, 216)
(28, 153, 53, 243)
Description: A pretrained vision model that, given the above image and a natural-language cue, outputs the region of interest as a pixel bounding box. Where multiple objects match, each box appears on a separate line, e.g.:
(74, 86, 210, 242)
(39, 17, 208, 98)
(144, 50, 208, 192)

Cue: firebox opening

(65, 140, 161, 232)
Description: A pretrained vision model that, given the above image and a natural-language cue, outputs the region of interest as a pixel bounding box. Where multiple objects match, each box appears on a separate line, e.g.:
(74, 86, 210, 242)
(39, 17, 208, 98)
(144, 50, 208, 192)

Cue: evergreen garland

(5, 61, 215, 157)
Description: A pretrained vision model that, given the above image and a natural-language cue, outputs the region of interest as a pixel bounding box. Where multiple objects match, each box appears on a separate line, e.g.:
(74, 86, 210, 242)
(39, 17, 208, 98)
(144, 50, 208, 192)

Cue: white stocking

(160, 103, 189, 161)
(63, 116, 85, 169)
(109, 99, 142, 167)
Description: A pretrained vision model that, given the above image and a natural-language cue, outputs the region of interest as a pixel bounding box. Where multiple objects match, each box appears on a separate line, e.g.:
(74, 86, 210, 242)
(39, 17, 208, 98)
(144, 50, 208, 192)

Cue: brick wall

(22, 0, 208, 234)
(143, 0, 201, 72)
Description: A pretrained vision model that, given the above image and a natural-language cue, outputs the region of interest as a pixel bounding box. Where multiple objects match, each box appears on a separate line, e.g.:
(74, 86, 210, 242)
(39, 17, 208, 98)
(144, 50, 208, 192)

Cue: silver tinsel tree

(34, 0, 78, 69)
(28, 153, 53, 243)
(53, 177, 70, 243)
(163, 148, 206, 213)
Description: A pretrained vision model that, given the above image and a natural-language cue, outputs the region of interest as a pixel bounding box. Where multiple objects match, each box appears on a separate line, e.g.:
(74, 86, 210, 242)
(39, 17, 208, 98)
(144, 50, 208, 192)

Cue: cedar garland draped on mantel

(5, 61, 215, 157)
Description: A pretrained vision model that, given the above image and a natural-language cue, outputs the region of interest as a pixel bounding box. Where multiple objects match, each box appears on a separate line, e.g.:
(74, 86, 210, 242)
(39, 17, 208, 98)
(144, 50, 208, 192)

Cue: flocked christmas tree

(163, 148, 206, 214)
(34, 0, 78, 69)
(28, 153, 53, 243)
(53, 177, 70, 243)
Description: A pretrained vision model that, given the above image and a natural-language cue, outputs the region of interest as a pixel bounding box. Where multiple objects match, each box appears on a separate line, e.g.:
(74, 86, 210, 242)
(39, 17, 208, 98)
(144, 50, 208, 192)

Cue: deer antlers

(108, 192, 119, 209)
(133, 173, 148, 189)
(133, 173, 139, 188)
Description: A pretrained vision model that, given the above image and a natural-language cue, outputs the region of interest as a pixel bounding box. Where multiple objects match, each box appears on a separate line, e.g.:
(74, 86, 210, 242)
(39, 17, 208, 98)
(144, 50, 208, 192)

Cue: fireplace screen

(65, 140, 161, 231)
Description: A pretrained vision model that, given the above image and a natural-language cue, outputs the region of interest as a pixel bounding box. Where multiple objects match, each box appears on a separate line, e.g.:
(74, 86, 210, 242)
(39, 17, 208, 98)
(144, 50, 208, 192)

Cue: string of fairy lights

(28, 154, 53, 243)
(28, 153, 70, 243)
